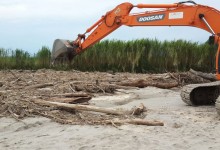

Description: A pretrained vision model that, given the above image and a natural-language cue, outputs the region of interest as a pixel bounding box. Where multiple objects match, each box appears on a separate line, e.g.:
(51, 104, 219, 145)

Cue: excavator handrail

(178, 1, 197, 5)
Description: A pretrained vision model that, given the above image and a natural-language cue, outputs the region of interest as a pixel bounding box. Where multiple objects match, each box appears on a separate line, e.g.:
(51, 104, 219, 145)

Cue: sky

(0, 0, 220, 54)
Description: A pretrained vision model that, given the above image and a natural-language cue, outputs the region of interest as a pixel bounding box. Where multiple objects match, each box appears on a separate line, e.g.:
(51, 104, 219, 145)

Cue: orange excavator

(51, 1, 220, 113)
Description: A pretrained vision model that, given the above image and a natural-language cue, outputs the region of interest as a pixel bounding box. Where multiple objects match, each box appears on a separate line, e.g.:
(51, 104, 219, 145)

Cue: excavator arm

(52, 1, 220, 78)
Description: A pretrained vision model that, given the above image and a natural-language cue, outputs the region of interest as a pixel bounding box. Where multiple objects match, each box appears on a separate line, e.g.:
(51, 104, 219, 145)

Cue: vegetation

(0, 39, 217, 73)
(0, 47, 50, 70)
(74, 39, 217, 73)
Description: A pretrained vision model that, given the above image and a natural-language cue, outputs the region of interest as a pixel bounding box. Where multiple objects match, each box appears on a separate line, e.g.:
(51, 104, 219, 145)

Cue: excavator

(51, 1, 220, 114)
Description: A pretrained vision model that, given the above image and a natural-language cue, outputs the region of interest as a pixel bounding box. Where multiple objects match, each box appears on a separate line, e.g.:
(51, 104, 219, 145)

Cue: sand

(1, 87, 220, 150)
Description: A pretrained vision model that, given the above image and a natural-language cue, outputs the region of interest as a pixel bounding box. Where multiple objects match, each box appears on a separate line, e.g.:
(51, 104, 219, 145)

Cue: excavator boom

(52, 1, 220, 73)
(52, 1, 220, 110)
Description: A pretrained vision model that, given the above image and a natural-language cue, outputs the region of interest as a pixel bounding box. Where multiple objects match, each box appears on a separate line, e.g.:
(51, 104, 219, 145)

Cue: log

(109, 84, 139, 90)
(73, 84, 137, 93)
(47, 96, 92, 104)
(189, 69, 216, 81)
(9, 70, 18, 78)
(74, 84, 115, 93)
(53, 93, 90, 98)
(118, 79, 178, 89)
(34, 99, 125, 115)
(148, 82, 179, 89)
(27, 83, 54, 89)
(104, 118, 164, 126)
(0, 81, 3, 87)
(0, 91, 6, 96)
(0, 104, 8, 114)
(118, 79, 146, 88)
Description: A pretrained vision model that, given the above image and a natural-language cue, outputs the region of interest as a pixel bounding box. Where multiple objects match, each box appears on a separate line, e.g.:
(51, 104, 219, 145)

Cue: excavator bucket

(51, 39, 76, 64)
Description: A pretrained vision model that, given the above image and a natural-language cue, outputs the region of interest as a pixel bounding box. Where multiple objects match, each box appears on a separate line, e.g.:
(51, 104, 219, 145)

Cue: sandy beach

(1, 86, 220, 150)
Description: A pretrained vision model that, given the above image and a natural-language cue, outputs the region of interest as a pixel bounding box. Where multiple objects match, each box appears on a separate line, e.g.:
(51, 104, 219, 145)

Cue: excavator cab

(51, 39, 76, 64)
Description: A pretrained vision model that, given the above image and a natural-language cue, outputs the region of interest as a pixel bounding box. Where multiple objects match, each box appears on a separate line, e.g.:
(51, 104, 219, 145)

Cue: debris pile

(0, 69, 213, 126)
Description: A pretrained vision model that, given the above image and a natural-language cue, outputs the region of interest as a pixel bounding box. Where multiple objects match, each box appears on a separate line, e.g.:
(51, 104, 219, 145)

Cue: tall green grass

(0, 39, 217, 73)
(0, 46, 51, 70)
(73, 39, 217, 73)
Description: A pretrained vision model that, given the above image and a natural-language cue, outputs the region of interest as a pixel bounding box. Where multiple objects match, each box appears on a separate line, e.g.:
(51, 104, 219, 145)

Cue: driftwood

(104, 118, 164, 126)
(109, 84, 139, 90)
(47, 96, 92, 104)
(189, 69, 216, 81)
(34, 99, 125, 115)
(74, 84, 115, 93)
(0, 104, 8, 114)
(0, 91, 6, 96)
(118, 79, 178, 89)
(9, 70, 19, 78)
(53, 93, 91, 98)
(131, 103, 146, 115)
(27, 83, 54, 89)
(0, 81, 3, 87)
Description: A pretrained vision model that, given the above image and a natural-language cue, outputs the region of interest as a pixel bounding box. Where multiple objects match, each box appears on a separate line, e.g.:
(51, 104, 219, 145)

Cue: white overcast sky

(0, 0, 220, 54)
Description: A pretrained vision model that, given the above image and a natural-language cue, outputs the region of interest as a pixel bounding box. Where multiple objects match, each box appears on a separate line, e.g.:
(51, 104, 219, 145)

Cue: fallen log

(148, 82, 179, 89)
(0, 91, 6, 96)
(47, 96, 92, 104)
(104, 118, 164, 126)
(0, 104, 8, 114)
(109, 84, 139, 90)
(34, 99, 125, 115)
(53, 93, 90, 98)
(189, 69, 216, 81)
(118, 79, 178, 89)
(74, 84, 115, 93)
(0, 81, 3, 87)
(118, 79, 146, 88)
(27, 83, 54, 89)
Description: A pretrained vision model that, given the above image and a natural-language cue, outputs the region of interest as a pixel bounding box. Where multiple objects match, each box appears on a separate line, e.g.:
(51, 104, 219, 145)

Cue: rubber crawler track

(180, 81, 220, 106)
(216, 97, 220, 115)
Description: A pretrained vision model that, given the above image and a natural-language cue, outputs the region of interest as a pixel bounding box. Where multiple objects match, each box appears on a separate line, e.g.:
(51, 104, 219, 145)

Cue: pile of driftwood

(117, 68, 216, 89)
(0, 69, 216, 126)
(33, 98, 163, 126)
(1, 90, 164, 126)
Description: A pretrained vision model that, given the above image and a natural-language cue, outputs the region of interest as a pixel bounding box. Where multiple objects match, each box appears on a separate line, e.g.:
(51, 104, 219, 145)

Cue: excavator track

(216, 96, 220, 115)
(180, 81, 220, 106)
